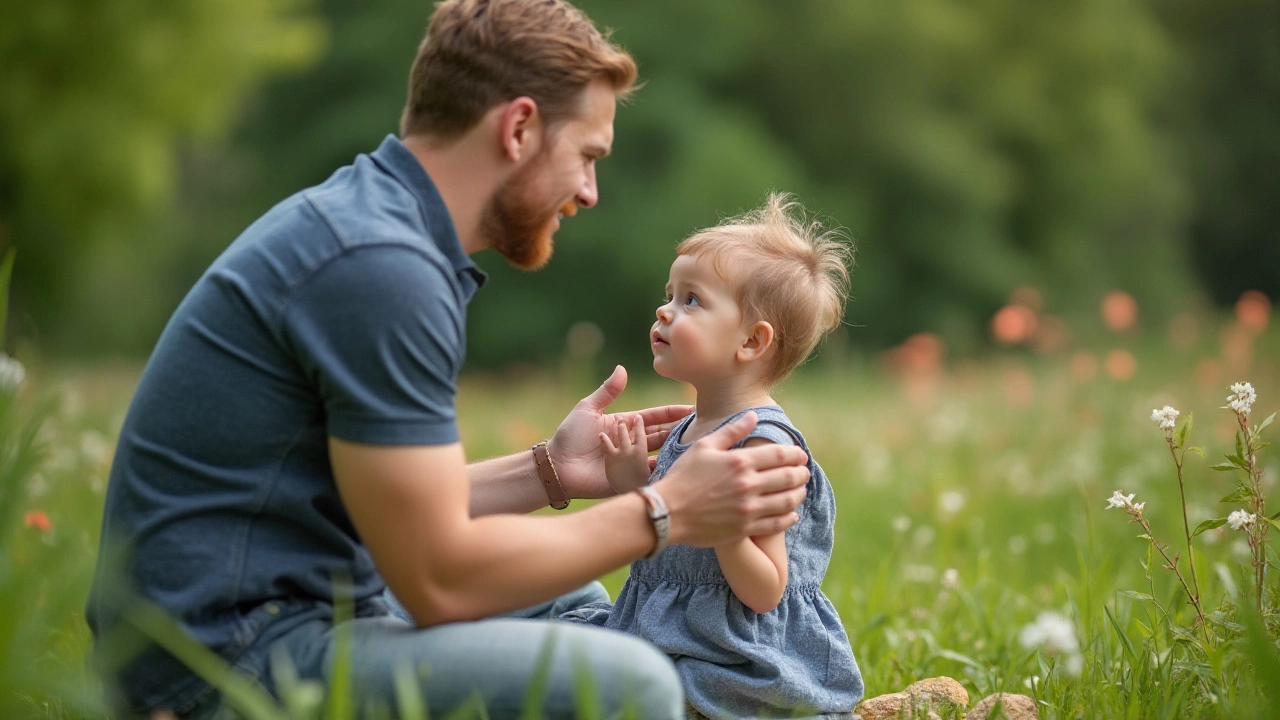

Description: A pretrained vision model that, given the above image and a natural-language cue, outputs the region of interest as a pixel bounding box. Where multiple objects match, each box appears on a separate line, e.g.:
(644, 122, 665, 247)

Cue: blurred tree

(25, 0, 1211, 367)
(0, 0, 324, 352)
(1154, 0, 1280, 306)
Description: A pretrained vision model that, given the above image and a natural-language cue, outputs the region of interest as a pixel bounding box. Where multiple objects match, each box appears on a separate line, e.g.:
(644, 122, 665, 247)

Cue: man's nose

(577, 166, 598, 209)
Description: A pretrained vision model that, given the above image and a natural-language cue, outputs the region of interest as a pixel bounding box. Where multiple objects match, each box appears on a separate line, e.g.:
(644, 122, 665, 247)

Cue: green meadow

(4, 312, 1278, 719)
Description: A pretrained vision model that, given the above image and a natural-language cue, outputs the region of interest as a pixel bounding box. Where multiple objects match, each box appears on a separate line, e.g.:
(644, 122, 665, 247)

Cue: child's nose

(655, 304, 673, 323)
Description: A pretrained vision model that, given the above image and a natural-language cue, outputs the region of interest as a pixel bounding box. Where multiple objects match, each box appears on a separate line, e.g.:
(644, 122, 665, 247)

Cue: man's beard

(480, 158, 558, 271)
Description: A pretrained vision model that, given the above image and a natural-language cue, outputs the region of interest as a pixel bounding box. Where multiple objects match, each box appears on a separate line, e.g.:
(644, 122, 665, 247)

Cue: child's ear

(737, 320, 775, 363)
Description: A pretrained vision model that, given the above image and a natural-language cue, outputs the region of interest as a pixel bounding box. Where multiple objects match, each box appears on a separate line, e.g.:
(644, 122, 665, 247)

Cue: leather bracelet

(532, 441, 570, 510)
(636, 486, 669, 558)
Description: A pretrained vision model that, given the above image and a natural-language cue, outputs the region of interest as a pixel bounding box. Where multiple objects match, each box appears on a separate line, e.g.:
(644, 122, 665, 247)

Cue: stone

(904, 676, 970, 709)
(856, 676, 971, 720)
(964, 693, 1038, 720)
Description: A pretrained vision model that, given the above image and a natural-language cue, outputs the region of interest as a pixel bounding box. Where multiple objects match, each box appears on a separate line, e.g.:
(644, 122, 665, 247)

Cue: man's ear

(737, 320, 776, 364)
(498, 96, 542, 162)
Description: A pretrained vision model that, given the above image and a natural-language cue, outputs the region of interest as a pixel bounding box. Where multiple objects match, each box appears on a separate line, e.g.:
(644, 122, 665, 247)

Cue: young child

(572, 193, 863, 719)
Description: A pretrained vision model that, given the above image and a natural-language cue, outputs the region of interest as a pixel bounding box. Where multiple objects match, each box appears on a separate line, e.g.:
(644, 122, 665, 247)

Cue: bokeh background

(3, 1, 1280, 717)
(3, 0, 1277, 369)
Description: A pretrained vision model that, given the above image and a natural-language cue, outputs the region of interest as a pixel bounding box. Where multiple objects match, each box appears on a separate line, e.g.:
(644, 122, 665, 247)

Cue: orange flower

(1100, 292, 1138, 333)
(1235, 290, 1270, 335)
(24, 510, 52, 534)
(991, 305, 1037, 345)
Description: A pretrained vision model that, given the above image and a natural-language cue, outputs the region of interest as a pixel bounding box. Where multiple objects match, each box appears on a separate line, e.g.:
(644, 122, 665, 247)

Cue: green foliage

(0, 0, 325, 349)
(15, 0, 1260, 366)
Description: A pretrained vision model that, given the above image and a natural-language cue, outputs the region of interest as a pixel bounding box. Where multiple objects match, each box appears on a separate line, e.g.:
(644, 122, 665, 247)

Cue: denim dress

(567, 406, 863, 719)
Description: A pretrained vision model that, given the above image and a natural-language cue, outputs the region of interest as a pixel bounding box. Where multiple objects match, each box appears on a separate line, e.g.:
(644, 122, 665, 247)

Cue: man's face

(481, 79, 617, 270)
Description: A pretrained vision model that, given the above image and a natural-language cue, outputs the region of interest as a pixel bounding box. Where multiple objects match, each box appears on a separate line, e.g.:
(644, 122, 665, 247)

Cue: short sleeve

(735, 421, 801, 451)
(281, 245, 465, 445)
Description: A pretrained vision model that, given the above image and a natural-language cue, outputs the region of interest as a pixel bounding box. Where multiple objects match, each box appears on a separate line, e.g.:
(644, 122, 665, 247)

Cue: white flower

(1149, 405, 1179, 432)
(1106, 490, 1144, 512)
(891, 515, 911, 533)
(1227, 509, 1256, 531)
(938, 490, 966, 517)
(941, 568, 960, 589)
(1227, 381, 1257, 417)
(0, 353, 25, 392)
(1019, 611, 1083, 677)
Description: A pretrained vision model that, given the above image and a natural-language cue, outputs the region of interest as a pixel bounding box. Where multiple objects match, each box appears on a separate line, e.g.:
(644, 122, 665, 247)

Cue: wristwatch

(636, 486, 669, 558)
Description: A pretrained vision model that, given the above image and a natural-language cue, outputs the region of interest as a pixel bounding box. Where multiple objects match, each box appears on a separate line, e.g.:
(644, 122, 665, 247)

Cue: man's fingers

(580, 365, 627, 412)
(745, 511, 801, 537)
(756, 482, 809, 517)
(645, 426, 676, 452)
(698, 410, 758, 450)
(637, 403, 693, 428)
(731, 439, 809, 473)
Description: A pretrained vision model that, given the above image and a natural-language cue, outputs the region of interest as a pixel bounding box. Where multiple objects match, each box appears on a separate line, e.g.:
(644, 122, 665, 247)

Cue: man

(88, 1, 811, 718)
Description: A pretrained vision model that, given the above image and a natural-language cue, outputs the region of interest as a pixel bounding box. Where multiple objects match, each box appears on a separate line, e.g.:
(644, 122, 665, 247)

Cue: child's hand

(600, 415, 651, 494)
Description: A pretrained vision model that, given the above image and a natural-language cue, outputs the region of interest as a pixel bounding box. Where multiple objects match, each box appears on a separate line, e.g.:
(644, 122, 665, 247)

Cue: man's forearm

(467, 449, 553, 516)
(410, 492, 656, 624)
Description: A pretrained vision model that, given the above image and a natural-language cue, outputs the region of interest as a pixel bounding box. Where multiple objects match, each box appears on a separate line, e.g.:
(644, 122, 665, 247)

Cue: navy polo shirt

(87, 136, 486, 713)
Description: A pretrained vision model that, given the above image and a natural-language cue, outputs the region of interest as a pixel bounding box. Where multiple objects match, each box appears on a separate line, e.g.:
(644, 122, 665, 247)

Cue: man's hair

(677, 193, 853, 385)
(401, 0, 638, 140)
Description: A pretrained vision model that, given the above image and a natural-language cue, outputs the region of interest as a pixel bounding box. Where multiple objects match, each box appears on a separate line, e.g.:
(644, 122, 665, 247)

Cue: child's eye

(685, 293, 701, 307)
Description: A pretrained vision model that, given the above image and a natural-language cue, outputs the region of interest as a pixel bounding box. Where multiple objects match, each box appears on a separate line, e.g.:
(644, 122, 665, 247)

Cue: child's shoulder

(735, 405, 806, 451)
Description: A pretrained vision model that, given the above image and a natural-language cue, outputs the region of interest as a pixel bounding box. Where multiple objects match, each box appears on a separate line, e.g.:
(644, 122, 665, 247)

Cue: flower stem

(1169, 440, 1203, 619)
(1135, 512, 1209, 641)
(1239, 414, 1267, 616)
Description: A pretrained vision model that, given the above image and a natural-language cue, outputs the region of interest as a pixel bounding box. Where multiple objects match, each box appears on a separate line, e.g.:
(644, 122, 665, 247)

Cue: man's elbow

(390, 580, 484, 627)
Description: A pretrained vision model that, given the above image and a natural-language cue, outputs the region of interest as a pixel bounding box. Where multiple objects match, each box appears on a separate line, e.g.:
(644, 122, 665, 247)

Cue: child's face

(651, 253, 750, 385)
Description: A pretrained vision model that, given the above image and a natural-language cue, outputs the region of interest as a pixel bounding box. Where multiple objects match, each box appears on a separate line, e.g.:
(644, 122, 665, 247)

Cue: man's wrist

(531, 441, 570, 510)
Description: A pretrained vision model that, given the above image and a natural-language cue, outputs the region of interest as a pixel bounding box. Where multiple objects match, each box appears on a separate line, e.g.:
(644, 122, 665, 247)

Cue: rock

(855, 691, 910, 720)
(905, 676, 970, 710)
(856, 677, 969, 720)
(964, 693, 1038, 720)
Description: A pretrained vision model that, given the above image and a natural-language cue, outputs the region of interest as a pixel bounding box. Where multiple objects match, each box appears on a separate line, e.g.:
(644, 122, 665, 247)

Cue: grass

(4, 323, 1280, 718)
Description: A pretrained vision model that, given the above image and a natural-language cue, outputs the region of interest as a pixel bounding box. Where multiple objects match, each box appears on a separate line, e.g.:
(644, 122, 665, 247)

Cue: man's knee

(583, 632, 682, 720)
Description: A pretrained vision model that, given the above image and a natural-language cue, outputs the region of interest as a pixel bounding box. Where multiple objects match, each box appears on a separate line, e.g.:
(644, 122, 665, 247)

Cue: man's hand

(652, 411, 810, 547)
(600, 415, 651, 494)
(550, 366, 690, 499)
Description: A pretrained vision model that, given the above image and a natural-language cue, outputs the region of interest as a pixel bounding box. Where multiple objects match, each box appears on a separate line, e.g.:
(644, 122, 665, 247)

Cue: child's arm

(714, 438, 790, 613)
(599, 415, 651, 494)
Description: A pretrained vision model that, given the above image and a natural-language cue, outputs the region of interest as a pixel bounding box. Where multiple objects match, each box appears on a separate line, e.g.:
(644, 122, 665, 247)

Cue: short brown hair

(677, 193, 853, 385)
(401, 0, 638, 140)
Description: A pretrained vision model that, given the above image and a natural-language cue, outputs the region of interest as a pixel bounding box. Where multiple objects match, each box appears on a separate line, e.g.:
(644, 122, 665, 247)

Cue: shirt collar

(369, 135, 488, 289)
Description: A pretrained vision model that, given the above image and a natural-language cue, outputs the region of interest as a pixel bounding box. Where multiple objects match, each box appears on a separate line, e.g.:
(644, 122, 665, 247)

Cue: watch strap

(532, 441, 570, 510)
(637, 486, 670, 558)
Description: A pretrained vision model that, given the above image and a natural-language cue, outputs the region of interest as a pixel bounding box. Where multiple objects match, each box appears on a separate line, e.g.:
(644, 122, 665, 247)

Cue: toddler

(570, 193, 863, 719)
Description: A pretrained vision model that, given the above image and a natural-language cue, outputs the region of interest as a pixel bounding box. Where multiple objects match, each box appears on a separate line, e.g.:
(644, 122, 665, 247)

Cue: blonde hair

(401, 0, 638, 140)
(677, 193, 852, 385)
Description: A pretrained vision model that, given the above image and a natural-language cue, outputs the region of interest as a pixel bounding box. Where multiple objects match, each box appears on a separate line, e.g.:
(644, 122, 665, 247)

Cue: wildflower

(891, 515, 911, 533)
(1227, 509, 1256, 531)
(938, 490, 966, 517)
(1019, 611, 1083, 676)
(1226, 381, 1256, 417)
(941, 568, 960, 589)
(0, 353, 25, 392)
(1106, 490, 1145, 513)
(1149, 405, 1179, 433)
(24, 510, 51, 534)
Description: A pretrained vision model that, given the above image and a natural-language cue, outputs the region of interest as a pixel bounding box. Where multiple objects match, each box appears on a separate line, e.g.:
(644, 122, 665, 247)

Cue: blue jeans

(183, 583, 683, 720)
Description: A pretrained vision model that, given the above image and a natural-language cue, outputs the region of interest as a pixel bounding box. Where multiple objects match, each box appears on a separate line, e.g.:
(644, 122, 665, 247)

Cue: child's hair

(677, 192, 853, 385)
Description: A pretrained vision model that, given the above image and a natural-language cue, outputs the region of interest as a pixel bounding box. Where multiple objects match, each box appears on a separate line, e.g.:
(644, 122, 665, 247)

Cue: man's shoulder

(302, 153, 445, 260)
